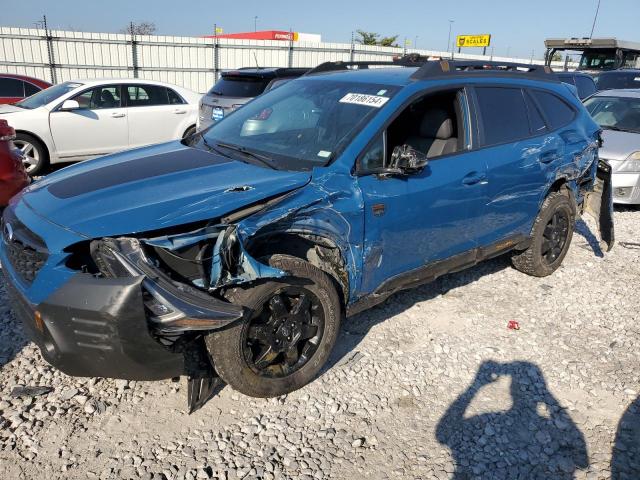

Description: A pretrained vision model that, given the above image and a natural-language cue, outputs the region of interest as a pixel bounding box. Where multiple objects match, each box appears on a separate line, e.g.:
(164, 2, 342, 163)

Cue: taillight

(0, 119, 16, 141)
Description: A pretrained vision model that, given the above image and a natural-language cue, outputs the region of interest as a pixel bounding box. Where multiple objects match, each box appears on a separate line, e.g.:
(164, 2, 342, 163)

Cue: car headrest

(419, 109, 454, 140)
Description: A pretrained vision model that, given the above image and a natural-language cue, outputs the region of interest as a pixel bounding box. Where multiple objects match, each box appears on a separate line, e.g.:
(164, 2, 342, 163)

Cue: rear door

(49, 84, 129, 159)
(125, 84, 189, 148)
(472, 85, 563, 244)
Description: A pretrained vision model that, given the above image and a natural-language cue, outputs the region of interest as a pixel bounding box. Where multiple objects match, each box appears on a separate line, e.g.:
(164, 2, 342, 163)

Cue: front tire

(13, 133, 49, 176)
(205, 255, 341, 398)
(512, 191, 575, 277)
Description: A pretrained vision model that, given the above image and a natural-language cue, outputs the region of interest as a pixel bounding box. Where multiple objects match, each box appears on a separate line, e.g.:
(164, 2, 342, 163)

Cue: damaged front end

(83, 228, 286, 412)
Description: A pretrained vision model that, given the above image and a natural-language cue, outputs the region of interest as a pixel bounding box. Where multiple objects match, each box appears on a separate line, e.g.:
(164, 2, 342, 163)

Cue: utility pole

(590, 0, 601, 38)
(414, 35, 418, 51)
(254, 16, 258, 32)
(447, 20, 455, 58)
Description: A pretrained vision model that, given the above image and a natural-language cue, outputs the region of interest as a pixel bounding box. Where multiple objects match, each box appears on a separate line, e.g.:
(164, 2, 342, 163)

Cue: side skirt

(346, 234, 527, 317)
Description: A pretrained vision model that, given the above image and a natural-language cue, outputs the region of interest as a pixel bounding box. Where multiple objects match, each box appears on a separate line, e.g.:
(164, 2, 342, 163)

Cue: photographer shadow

(611, 395, 640, 479)
(436, 360, 588, 479)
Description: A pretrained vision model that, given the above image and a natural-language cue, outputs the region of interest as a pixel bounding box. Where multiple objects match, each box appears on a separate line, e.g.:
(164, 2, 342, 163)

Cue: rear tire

(512, 191, 575, 277)
(13, 133, 49, 176)
(205, 255, 341, 398)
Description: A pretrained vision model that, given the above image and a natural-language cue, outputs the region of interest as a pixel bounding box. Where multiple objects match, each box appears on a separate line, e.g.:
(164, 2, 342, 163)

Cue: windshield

(595, 72, 640, 91)
(584, 96, 640, 133)
(200, 78, 399, 171)
(208, 76, 270, 97)
(15, 81, 83, 109)
(579, 50, 617, 70)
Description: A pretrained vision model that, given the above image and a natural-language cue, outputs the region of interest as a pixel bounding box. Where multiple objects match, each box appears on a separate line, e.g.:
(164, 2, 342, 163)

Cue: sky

(2, 0, 639, 59)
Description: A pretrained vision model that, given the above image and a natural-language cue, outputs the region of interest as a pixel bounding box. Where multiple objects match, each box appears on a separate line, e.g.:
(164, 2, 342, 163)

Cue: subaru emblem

(4, 222, 13, 242)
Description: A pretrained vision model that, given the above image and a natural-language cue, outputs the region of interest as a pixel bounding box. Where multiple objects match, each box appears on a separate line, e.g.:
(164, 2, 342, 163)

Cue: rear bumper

(1, 237, 245, 381)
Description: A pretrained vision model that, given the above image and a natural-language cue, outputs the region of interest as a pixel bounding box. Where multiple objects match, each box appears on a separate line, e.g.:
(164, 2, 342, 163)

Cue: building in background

(204, 30, 321, 43)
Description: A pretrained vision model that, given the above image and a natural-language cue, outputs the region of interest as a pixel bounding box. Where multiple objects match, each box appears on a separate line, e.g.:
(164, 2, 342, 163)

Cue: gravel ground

(1, 208, 639, 480)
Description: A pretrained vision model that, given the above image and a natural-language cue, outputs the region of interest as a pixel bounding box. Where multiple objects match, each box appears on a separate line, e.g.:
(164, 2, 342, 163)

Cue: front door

(357, 135, 489, 295)
(49, 84, 128, 159)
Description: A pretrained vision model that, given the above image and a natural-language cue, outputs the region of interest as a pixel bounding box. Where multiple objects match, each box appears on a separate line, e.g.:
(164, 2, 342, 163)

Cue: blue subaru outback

(0, 57, 614, 410)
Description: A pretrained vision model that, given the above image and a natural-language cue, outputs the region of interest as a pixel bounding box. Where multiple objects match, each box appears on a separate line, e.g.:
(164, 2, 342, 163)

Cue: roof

(545, 38, 640, 51)
(66, 78, 192, 89)
(303, 67, 418, 86)
(303, 59, 558, 86)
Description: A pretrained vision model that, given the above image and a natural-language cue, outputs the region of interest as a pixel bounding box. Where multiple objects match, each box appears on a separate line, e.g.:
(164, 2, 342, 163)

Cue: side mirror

(389, 144, 429, 173)
(60, 99, 80, 111)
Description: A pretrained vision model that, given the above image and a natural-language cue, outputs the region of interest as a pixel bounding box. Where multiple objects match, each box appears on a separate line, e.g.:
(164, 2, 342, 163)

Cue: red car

(0, 74, 52, 104)
(0, 119, 29, 207)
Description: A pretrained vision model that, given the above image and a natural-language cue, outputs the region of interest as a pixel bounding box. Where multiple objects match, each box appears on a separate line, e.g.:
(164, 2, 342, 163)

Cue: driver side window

(73, 85, 122, 110)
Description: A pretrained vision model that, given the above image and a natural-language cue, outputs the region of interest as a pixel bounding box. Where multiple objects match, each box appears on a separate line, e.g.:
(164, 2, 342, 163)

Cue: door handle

(173, 109, 187, 114)
(111, 112, 126, 118)
(539, 150, 559, 164)
(462, 172, 487, 186)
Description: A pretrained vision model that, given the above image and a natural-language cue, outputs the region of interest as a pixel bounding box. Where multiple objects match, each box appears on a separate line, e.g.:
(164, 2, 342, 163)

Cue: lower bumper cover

(3, 270, 186, 380)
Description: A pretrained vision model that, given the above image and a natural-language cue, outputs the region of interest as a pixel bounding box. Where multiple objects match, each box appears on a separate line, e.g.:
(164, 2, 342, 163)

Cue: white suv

(0, 79, 201, 174)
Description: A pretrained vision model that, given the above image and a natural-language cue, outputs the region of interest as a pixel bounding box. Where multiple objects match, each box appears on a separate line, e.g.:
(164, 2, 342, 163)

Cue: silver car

(198, 68, 309, 131)
(584, 89, 640, 204)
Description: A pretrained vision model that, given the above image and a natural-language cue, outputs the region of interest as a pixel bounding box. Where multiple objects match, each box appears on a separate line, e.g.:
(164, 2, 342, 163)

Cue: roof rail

(305, 57, 556, 81)
(410, 60, 555, 80)
(305, 53, 429, 76)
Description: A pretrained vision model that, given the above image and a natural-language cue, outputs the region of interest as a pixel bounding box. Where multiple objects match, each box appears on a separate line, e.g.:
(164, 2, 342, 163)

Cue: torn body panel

(582, 159, 615, 252)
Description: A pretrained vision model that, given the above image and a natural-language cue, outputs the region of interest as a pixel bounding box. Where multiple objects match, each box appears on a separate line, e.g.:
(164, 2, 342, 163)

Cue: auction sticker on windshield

(339, 93, 389, 108)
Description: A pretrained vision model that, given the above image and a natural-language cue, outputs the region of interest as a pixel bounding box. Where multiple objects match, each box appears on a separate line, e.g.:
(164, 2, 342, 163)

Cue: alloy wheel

(541, 210, 570, 264)
(242, 286, 324, 379)
(13, 140, 40, 173)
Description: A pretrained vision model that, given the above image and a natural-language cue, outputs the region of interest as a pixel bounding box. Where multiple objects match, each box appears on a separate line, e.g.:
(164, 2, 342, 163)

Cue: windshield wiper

(216, 142, 277, 170)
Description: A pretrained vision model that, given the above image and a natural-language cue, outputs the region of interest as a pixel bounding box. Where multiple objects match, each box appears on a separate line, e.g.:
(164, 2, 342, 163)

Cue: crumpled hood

(600, 129, 640, 162)
(20, 141, 311, 238)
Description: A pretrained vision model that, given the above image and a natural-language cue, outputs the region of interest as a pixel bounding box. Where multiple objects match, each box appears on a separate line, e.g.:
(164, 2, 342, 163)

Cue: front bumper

(1, 236, 245, 380)
(611, 172, 640, 205)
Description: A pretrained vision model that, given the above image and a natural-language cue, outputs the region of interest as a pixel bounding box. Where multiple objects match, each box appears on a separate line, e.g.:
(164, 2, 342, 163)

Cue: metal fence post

(213, 24, 219, 82)
(43, 16, 57, 84)
(288, 29, 294, 68)
(130, 22, 139, 78)
(350, 32, 355, 62)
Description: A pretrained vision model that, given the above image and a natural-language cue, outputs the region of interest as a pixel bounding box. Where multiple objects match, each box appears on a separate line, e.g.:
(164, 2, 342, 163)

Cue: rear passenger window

(524, 91, 547, 134)
(126, 85, 170, 107)
(531, 91, 575, 130)
(475, 87, 530, 146)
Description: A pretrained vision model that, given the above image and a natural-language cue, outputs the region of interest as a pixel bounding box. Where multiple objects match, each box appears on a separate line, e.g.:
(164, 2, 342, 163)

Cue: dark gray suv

(198, 68, 309, 130)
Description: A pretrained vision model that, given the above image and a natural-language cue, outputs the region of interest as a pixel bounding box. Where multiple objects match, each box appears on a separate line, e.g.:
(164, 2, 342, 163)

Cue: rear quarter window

(475, 87, 531, 146)
(530, 90, 575, 130)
